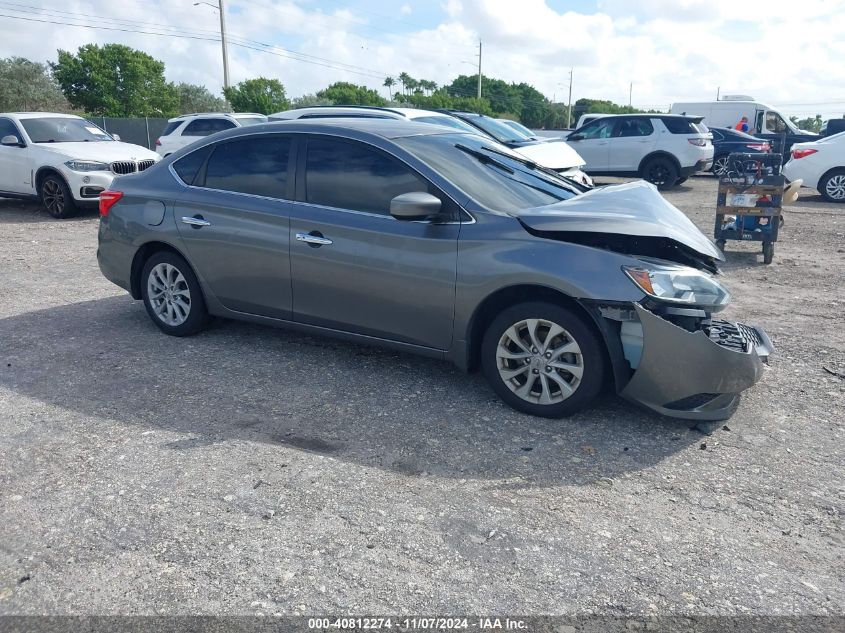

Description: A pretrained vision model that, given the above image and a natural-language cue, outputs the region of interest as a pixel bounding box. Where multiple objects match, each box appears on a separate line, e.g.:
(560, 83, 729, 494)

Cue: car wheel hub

(147, 263, 191, 327)
(496, 318, 583, 405)
(826, 175, 845, 199)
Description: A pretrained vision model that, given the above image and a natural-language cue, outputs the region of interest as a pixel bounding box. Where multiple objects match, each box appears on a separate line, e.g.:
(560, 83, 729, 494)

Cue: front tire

(141, 251, 209, 336)
(40, 174, 78, 219)
(481, 302, 607, 418)
(819, 169, 845, 203)
(712, 155, 729, 177)
(641, 157, 678, 190)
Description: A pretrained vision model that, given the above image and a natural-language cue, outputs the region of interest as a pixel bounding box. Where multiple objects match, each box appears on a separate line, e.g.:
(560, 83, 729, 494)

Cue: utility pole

(566, 68, 573, 128)
(219, 0, 230, 90)
(629, 82, 632, 107)
(716, 86, 720, 100)
(476, 40, 482, 99)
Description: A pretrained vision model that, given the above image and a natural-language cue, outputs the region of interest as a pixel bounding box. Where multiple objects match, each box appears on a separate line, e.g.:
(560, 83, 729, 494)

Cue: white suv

(567, 114, 714, 189)
(0, 112, 160, 218)
(155, 112, 268, 156)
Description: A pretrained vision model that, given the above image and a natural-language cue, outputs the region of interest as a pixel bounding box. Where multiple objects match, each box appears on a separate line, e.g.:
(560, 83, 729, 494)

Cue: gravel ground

(0, 177, 842, 619)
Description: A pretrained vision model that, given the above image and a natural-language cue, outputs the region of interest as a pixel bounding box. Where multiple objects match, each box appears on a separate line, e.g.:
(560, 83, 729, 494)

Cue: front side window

(578, 118, 616, 140)
(305, 138, 428, 215)
(765, 111, 787, 133)
(20, 117, 112, 143)
(202, 136, 291, 198)
(615, 118, 654, 137)
(0, 118, 20, 139)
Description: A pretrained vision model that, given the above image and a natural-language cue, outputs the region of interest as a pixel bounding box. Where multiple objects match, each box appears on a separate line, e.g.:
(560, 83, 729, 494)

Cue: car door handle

(181, 215, 211, 227)
(296, 232, 333, 246)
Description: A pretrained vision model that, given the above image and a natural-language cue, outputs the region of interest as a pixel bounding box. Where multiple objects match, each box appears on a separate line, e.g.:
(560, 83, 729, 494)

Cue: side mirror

(390, 192, 442, 221)
(111, 133, 121, 141)
(568, 133, 583, 141)
(1, 134, 23, 147)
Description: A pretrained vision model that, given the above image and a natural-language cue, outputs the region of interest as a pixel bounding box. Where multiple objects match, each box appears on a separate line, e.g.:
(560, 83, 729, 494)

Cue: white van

(670, 96, 819, 158)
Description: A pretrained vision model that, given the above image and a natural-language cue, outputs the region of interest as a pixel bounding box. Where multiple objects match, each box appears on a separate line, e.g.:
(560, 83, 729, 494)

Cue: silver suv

(155, 112, 267, 157)
(97, 119, 771, 420)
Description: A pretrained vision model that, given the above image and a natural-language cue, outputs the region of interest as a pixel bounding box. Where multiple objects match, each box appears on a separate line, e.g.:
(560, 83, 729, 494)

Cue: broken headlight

(623, 262, 731, 307)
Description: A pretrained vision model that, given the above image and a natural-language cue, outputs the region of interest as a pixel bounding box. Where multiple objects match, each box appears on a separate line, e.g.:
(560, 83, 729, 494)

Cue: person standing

(735, 116, 750, 133)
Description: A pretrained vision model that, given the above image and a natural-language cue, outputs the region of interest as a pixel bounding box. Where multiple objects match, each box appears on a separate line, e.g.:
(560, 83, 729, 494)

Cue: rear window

(161, 121, 182, 136)
(662, 117, 704, 134)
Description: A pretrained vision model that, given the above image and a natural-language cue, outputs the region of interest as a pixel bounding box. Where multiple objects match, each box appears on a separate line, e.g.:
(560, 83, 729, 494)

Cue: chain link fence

(94, 117, 169, 150)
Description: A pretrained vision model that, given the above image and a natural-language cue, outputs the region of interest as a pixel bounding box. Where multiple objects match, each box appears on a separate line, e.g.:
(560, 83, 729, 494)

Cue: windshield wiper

(478, 146, 585, 190)
(456, 144, 514, 173)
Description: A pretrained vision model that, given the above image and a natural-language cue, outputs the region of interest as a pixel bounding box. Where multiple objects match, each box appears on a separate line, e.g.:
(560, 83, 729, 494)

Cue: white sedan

(0, 112, 160, 218)
(783, 132, 845, 203)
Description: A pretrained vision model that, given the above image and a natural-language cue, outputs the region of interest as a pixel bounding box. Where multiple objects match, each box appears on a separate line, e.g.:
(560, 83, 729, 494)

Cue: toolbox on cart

(714, 152, 783, 264)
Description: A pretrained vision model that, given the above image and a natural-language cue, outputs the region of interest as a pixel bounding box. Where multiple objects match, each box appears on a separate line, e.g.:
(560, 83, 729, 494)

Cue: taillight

(792, 148, 818, 160)
(99, 190, 123, 217)
(687, 138, 707, 146)
(746, 143, 769, 152)
(155, 138, 161, 146)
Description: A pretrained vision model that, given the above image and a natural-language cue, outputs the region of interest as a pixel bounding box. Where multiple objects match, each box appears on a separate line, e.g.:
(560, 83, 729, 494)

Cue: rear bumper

(680, 158, 713, 177)
(621, 304, 772, 421)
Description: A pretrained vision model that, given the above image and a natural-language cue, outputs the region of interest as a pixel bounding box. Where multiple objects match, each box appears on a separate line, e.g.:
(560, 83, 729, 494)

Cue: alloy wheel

(42, 179, 64, 215)
(713, 156, 729, 176)
(147, 263, 192, 326)
(496, 318, 584, 405)
(647, 164, 670, 185)
(825, 174, 845, 200)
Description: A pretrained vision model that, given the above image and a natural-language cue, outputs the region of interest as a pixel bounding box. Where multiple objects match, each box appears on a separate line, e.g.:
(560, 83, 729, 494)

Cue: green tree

(176, 82, 227, 114)
(398, 72, 412, 96)
(51, 43, 178, 116)
(383, 76, 395, 101)
(0, 57, 70, 112)
(290, 93, 334, 108)
(447, 75, 522, 116)
(223, 77, 289, 114)
(789, 114, 823, 133)
(315, 82, 385, 106)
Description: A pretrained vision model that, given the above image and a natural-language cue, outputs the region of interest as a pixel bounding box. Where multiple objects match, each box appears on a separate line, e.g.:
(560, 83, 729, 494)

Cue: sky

(1, 0, 845, 120)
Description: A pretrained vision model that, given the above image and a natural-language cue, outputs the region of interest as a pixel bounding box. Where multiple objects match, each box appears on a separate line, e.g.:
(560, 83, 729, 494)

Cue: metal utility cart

(714, 152, 783, 264)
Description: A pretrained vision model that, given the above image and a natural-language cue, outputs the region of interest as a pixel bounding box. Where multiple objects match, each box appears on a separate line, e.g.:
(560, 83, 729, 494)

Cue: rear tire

(819, 168, 845, 203)
(40, 173, 78, 219)
(762, 242, 774, 265)
(141, 251, 209, 336)
(480, 302, 606, 418)
(712, 155, 729, 177)
(641, 157, 678, 190)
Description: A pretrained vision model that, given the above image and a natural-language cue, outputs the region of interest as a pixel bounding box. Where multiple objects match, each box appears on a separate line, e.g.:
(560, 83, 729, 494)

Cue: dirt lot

(0, 177, 842, 620)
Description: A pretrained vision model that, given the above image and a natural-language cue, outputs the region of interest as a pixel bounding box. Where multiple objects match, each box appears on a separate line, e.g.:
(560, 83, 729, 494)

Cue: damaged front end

(515, 181, 773, 420)
(600, 302, 773, 420)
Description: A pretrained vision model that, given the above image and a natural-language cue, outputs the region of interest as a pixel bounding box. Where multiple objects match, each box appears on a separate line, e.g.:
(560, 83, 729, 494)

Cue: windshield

(234, 115, 267, 126)
(503, 120, 536, 137)
(413, 115, 479, 133)
(467, 116, 529, 143)
(21, 118, 113, 143)
(396, 133, 579, 213)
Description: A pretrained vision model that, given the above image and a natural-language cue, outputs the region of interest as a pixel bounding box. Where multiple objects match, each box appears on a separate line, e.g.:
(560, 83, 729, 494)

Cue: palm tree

(383, 76, 395, 101)
(398, 72, 411, 96)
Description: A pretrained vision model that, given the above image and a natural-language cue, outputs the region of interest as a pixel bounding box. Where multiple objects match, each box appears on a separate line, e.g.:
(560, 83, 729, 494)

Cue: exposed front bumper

(61, 168, 115, 202)
(621, 304, 773, 420)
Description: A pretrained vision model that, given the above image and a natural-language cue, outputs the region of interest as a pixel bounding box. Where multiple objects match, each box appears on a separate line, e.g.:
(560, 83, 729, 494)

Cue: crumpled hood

(514, 180, 724, 262)
(511, 139, 586, 170)
(38, 141, 160, 162)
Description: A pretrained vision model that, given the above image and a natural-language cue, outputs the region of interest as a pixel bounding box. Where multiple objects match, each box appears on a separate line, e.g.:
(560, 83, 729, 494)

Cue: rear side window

(203, 136, 291, 198)
(172, 146, 211, 185)
(305, 138, 427, 215)
(662, 117, 702, 134)
(614, 118, 654, 137)
(183, 118, 237, 137)
(161, 121, 182, 136)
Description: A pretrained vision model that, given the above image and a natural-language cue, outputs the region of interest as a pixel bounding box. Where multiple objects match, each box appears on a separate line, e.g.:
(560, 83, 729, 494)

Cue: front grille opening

(707, 320, 760, 353)
(111, 161, 137, 175)
(138, 159, 155, 172)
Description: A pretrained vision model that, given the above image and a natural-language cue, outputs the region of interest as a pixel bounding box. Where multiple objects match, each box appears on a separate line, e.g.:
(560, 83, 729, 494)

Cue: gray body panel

(97, 119, 771, 421)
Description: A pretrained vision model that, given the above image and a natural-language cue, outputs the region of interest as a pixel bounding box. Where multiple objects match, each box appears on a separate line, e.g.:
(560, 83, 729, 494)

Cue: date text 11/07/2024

(307, 617, 528, 630)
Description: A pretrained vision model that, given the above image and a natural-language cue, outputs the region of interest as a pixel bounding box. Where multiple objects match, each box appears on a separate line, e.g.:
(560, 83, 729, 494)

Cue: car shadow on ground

(0, 296, 709, 486)
(0, 198, 98, 223)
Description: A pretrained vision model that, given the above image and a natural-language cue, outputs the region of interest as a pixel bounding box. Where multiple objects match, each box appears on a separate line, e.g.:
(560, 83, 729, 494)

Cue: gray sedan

(97, 119, 772, 420)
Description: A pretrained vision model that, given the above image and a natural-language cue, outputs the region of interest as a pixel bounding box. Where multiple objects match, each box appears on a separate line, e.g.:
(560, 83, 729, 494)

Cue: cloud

(400, 4, 412, 16)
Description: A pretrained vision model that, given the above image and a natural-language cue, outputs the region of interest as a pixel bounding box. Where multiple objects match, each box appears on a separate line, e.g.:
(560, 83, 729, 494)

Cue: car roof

(269, 106, 405, 119)
(169, 112, 264, 122)
(3, 112, 83, 120)
(238, 117, 467, 140)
